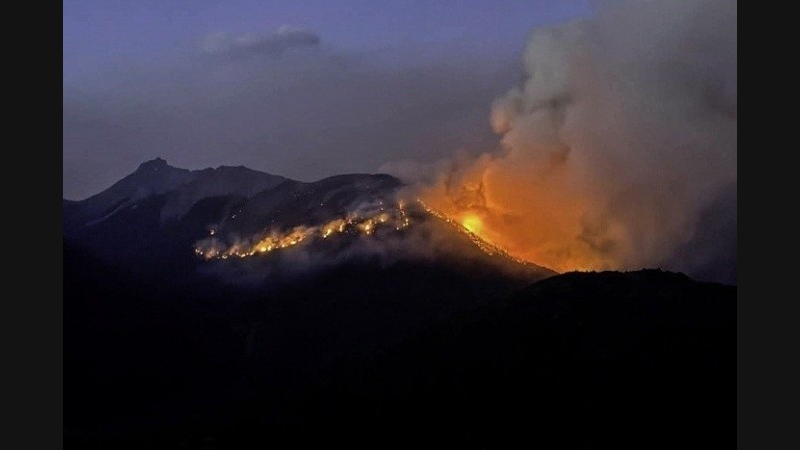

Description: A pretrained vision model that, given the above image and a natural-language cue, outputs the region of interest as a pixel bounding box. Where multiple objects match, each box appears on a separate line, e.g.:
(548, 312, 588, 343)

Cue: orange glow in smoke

(461, 215, 483, 234)
(416, 157, 617, 274)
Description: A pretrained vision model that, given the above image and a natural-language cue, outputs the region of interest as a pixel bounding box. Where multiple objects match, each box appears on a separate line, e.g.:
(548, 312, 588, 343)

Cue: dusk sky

(63, 4, 735, 444)
(63, 0, 592, 200)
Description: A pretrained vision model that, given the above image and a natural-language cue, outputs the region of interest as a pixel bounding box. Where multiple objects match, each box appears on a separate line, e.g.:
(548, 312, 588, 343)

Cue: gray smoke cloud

(412, 0, 736, 283)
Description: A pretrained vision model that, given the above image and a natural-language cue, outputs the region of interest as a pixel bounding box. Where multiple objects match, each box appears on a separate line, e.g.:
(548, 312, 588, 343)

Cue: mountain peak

(214, 164, 257, 173)
(137, 157, 170, 172)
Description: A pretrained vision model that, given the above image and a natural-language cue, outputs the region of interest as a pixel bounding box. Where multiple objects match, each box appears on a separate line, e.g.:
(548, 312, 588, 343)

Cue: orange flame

(416, 160, 614, 273)
(193, 199, 535, 267)
(195, 203, 412, 260)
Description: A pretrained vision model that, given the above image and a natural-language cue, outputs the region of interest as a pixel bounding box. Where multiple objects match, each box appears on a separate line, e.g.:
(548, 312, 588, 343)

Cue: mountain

(63, 158, 196, 227)
(63, 159, 734, 449)
(63, 158, 553, 280)
(63, 158, 287, 237)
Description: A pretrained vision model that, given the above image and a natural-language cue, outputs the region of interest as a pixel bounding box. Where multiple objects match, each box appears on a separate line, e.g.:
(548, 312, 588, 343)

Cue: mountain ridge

(63, 158, 553, 282)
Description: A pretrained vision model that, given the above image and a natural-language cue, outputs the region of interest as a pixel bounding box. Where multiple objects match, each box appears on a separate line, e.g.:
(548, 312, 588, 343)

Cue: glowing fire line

(195, 203, 411, 260)
(195, 199, 534, 266)
(415, 199, 533, 266)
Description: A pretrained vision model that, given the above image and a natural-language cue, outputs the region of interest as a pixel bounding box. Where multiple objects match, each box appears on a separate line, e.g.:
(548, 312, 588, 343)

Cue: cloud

(201, 25, 321, 59)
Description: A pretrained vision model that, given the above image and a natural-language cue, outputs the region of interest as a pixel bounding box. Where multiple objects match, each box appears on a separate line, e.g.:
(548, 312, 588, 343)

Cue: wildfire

(461, 215, 483, 234)
(194, 196, 544, 269)
(195, 202, 412, 260)
(415, 199, 533, 266)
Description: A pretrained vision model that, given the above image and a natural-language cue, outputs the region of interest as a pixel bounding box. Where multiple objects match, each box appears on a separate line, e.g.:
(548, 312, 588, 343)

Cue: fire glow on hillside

(194, 199, 536, 267)
(416, 199, 532, 266)
(194, 202, 411, 260)
(194, 203, 412, 260)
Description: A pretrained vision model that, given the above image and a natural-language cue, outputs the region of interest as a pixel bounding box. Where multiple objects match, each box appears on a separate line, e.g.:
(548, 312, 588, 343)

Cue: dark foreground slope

(65, 253, 734, 449)
(295, 269, 735, 449)
(63, 237, 542, 448)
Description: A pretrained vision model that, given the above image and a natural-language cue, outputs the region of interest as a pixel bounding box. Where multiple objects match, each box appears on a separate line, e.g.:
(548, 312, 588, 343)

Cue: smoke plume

(412, 0, 736, 282)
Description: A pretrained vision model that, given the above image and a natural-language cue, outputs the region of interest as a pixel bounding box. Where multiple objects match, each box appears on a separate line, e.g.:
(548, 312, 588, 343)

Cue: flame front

(195, 203, 411, 260)
(193, 199, 537, 267)
(416, 199, 533, 266)
(418, 175, 610, 273)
